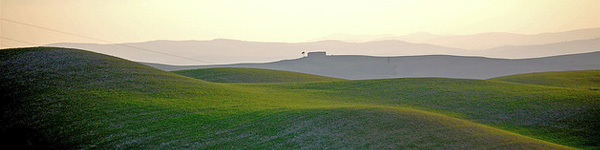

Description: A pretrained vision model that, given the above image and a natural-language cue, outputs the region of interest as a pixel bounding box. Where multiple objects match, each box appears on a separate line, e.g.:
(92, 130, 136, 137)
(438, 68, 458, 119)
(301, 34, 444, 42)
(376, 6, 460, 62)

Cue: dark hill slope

(491, 70, 600, 90)
(0, 47, 582, 149)
(173, 68, 342, 83)
(0, 47, 239, 148)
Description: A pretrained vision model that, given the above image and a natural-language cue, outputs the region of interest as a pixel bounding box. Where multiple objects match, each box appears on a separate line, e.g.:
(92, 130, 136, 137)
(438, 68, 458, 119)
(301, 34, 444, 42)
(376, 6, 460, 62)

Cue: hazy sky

(1, 0, 599, 48)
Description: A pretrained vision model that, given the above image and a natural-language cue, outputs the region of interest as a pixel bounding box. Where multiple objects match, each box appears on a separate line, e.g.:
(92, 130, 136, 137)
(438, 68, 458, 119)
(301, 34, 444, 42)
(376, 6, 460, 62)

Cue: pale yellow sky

(1, 0, 599, 48)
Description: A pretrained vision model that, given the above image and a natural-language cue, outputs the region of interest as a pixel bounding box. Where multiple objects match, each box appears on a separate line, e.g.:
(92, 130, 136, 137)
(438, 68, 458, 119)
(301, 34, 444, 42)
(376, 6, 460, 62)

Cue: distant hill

(422, 27, 600, 50)
(491, 70, 600, 90)
(173, 68, 342, 83)
(2, 47, 597, 149)
(315, 28, 600, 50)
(311, 32, 444, 43)
(48, 39, 468, 65)
(144, 51, 600, 80)
(471, 38, 600, 59)
(49, 28, 600, 65)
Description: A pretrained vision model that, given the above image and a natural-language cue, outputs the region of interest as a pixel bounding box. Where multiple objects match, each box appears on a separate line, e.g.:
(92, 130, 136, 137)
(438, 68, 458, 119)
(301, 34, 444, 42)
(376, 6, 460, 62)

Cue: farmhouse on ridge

(307, 51, 326, 58)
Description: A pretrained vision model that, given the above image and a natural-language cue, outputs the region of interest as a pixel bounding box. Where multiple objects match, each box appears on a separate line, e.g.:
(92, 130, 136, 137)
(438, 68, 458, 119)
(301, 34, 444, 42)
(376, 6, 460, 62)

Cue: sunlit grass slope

(0, 47, 587, 149)
(173, 68, 342, 83)
(247, 77, 600, 149)
(491, 70, 600, 90)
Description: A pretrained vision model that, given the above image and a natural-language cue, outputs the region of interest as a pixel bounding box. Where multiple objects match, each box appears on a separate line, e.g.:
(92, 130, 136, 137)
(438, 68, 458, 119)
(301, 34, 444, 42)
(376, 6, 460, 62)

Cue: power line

(1, 18, 211, 64)
(1, 43, 31, 49)
(1, 18, 114, 44)
(0, 37, 40, 49)
(1, 43, 14, 47)
(0, 37, 39, 45)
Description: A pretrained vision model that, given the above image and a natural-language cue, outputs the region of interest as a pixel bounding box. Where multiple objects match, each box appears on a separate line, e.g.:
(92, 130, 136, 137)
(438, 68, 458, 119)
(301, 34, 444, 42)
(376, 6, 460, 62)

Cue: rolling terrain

(146, 51, 600, 80)
(2, 47, 598, 149)
(491, 70, 600, 90)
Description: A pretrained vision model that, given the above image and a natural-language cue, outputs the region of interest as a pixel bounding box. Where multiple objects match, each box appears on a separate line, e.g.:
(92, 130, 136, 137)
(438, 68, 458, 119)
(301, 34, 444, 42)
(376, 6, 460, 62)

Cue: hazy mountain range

(144, 51, 600, 80)
(467, 37, 600, 59)
(317, 27, 600, 50)
(48, 28, 600, 65)
(49, 39, 465, 65)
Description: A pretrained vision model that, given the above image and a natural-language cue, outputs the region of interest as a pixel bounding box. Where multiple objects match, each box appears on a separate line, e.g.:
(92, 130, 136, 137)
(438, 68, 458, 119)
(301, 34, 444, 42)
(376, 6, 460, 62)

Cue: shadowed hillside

(146, 51, 600, 80)
(3, 47, 597, 149)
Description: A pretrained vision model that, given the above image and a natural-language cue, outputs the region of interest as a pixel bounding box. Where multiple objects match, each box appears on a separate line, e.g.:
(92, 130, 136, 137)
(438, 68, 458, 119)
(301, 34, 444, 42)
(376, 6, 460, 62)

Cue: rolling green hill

(172, 68, 342, 83)
(254, 77, 600, 149)
(1, 47, 597, 149)
(491, 70, 600, 90)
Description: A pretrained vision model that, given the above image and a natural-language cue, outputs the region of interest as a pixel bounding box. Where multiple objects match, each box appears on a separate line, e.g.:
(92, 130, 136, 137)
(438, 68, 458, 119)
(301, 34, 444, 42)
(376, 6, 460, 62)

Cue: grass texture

(173, 68, 342, 83)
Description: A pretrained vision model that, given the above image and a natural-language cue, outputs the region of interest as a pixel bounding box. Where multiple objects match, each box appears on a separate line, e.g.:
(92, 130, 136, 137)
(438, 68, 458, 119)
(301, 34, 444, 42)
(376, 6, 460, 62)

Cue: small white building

(307, 52, 326, 58)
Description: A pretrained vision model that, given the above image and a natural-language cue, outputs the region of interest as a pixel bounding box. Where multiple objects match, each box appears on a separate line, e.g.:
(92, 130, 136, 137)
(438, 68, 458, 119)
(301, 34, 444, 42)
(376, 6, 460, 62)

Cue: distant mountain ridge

(145, 51, 600, 80)
(423, 28, 600, 50)
(48, 39, 469, 65)
(49, 37, 599, 66)
(311, 32, 444, 43)
(468, 37, 600, 59)
(318, 27, 600, 50)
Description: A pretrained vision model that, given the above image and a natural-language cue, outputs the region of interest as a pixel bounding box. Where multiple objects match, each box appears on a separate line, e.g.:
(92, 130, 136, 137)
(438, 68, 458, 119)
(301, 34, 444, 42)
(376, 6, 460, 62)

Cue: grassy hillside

(173, 68, 342, 83)
(251, 77, 600, 149)
(491, 70, 600, 90)
(1, 47, 596, 149)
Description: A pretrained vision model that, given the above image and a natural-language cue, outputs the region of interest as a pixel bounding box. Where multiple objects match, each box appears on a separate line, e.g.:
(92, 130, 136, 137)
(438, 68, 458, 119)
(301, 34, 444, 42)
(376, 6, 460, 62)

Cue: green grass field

(491, 70, 600, 90)
(1, 47, 598, 149)
(173, 68, 342, 83)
